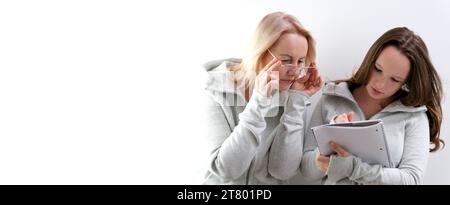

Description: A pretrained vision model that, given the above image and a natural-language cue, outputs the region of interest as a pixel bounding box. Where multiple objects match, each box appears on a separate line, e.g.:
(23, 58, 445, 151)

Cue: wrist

(326, 155, 355, 181)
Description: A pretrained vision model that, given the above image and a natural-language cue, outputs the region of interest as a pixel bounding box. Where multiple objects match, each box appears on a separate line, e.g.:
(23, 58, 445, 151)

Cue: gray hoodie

(301, 82, 429, 184)
(203, 59, 310, 184)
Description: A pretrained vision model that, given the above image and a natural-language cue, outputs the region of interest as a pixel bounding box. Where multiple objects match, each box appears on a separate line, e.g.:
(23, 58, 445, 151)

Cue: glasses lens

(299, 67, 308, 77)
(283, 64, 308, 78)
(284, 64, 306, 69)
(284, 64, 296, 69)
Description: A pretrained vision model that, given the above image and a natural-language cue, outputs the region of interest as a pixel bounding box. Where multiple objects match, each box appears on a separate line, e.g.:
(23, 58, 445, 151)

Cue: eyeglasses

(268, 49, 311, 77)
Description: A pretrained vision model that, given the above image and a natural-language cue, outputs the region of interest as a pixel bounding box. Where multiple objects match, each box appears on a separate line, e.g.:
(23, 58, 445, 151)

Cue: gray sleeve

(326, 113, 430, 184)
(268, 90, 309, 180)
(300, 97, 327, 181)
(205, 90, 273, 181)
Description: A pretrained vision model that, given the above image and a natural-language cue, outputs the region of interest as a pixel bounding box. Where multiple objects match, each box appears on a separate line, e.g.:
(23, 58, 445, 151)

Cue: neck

(353, 86, 392, 118)
(354, 86, 392, 110)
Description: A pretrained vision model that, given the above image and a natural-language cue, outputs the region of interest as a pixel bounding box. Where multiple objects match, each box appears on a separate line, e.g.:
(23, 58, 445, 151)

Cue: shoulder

(203, 58, 241, 72)
(383, 101, 428, 126)
(316, 88, 349, 109)
(406, 111, 429, 125)
(204, 58, 246, 103)
(204, 58, 241, 90)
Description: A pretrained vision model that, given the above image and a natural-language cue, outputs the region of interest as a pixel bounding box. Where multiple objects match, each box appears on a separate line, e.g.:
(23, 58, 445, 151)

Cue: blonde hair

(231, 12, 316, 89)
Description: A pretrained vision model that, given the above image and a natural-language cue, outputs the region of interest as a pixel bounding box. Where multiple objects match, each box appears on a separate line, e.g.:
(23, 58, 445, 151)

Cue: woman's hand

(334, 111, 355, 123)
(315, 151, 330, 173)
(255, 57, 281, 97)
(290, 63, 323, 96)
(315, 141, 351, 173)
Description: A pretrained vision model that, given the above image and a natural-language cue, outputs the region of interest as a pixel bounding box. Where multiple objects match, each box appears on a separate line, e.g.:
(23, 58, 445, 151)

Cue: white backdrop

(0, 0, 449, 184)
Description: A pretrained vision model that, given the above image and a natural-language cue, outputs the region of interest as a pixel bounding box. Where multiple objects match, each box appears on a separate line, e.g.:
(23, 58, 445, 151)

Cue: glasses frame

(267, 49, 311, 77)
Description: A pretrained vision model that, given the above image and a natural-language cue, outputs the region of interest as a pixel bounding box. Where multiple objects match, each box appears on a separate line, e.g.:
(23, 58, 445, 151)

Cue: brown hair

(337, 27, 444, 152)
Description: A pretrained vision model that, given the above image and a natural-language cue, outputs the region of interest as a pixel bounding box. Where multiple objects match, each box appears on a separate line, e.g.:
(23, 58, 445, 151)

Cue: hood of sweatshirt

(204, 58, 288, 108)
(204, 58, 246, 107)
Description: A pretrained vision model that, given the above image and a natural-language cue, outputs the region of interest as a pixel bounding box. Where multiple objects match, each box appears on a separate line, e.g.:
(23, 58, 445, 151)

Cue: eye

(374, 67, 382, 72)
(298, 60, 305, 65)
(281, 59, 291, 64)
(391, 78, 401, 83)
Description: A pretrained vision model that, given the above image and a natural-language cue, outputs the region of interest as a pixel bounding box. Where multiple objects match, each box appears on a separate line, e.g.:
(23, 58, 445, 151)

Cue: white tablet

(311, 120, 393, 168)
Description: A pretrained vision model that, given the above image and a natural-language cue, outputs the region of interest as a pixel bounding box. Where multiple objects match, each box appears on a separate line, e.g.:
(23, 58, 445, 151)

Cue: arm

(268, 90, 310, 180)
(205, 90, 273, 181)
(326, 113, 430, 184)
(300, 97, 327, 181)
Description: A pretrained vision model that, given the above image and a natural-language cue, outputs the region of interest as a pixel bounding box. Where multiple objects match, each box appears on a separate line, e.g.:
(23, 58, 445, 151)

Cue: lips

(372, 87, 383, 95)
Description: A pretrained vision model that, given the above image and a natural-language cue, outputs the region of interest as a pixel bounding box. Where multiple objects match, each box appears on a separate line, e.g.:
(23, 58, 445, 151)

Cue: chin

(369, 94, 386, 100)
(366, 85, 385, 100)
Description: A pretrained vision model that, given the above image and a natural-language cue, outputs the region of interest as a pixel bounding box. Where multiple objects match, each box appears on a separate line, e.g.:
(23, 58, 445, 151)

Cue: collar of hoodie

(322, 81, 427, 113)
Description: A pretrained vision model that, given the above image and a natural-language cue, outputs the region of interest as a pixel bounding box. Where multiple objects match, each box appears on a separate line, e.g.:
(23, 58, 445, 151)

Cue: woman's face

(366, 45, 410, 101)
(262, 33, 308, 83)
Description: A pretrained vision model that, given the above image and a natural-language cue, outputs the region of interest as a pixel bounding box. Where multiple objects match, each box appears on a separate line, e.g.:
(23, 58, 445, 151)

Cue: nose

(286, 65, 300, 76)
(374, 77, 387, 89)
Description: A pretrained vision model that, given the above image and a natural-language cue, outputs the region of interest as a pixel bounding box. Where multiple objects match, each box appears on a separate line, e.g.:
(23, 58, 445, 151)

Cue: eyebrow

(279, 54, 306, 59)
(375, 62, 405, 80)
(375, 62, 384, 69)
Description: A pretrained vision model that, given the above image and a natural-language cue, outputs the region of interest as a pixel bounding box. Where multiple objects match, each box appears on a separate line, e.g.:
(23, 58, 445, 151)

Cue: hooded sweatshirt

(301, 82, 429, 184)
(203, 59, 310, 184)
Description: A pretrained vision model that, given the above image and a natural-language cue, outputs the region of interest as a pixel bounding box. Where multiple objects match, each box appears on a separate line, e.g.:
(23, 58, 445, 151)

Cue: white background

(0, 0, 449, 184)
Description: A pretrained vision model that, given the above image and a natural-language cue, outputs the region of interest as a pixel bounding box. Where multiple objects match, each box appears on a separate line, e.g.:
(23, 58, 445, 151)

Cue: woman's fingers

(268, 60, 281, 72)
(301, 67, 318, 88)
(307, 74, 322, 90)
(264, 79, 279, 96)
(256, 57, 284, 97)
(310, 63, 317, 78)
(297, 71, 310, 83)
(347, 111, 355, 122)
(262, 57, 280, 73)
(316, 155, 329, 163)
(264, 57, 278, 70)
(314, 76, 322, 87)
(315, 154, 330, 173)
(335, 111, 355, 123)
(330, 141, 350, 157)
(266, 80, 272, 96)
(267, 70, 279, 83)
(335, 114, 349, 123)
(289, 62, 323, 95)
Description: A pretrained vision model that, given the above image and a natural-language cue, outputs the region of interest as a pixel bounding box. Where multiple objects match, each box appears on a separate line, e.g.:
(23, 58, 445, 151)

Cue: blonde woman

(301, 27, 444, 184)
(203, 12, 322, 184)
